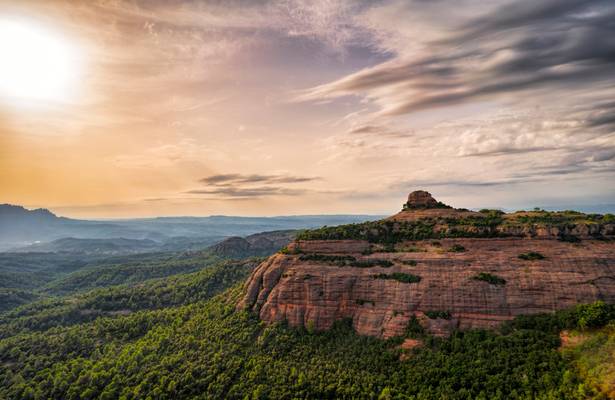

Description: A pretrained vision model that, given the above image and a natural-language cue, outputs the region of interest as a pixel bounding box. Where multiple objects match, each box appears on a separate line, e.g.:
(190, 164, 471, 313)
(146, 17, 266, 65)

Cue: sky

(0, 0, 614, 218)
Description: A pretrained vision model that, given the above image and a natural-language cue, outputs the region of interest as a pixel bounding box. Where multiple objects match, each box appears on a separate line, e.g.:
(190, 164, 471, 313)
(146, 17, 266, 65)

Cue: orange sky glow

(1, 0, 614, 218)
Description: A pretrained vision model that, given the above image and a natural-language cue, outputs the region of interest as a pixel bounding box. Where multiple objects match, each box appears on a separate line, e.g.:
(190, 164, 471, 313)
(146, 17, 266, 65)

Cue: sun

(0, 19, 81, 104)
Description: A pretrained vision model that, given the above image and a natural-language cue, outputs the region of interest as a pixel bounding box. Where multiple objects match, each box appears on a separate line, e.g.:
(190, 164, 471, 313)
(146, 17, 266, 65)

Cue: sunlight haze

(1, 0, 614, 217)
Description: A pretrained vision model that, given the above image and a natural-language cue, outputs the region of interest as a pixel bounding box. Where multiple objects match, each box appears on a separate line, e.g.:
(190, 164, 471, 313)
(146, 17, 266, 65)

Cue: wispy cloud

(187, 173, 320, 199)
(4, 0, 615, 217)
(300, 0, 615, 117)
(187, 187, 307, 198)
(200, 173, 319, 186)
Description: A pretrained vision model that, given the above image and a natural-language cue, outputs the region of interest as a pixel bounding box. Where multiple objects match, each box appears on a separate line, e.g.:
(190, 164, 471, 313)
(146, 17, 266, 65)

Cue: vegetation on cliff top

(295, 209, 614, 243)
(295, 218, 502, 243)
(402, 200, 452, 210)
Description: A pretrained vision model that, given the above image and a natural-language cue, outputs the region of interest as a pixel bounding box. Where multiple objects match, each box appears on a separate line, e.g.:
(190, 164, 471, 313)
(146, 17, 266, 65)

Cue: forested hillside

(0, 256, 614, 399)
(0, 228, 295, 314)
(1, 217, 613, 399)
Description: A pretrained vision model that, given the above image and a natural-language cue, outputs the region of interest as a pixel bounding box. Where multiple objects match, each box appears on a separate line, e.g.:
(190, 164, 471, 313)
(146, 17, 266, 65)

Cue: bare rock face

(240, 238, 615, 337)
(407, 190, 439, 208)
(239, 192, 615, 337)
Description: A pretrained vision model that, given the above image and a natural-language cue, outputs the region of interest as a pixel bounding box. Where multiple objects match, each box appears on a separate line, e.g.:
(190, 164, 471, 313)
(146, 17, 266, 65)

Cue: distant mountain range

(0, 204, 381, 252)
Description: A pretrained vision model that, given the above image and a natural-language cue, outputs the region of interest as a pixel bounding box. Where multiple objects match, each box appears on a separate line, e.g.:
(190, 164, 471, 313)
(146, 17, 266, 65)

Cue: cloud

(347, 124, 413, 138)
(187, 186, 307, 198)
(299, 0, 615, 121)
(5, 0, 615, 216)
(392, 177, 542, 189)
(187, 173, 320, 199)
(200, 173, 319, 185)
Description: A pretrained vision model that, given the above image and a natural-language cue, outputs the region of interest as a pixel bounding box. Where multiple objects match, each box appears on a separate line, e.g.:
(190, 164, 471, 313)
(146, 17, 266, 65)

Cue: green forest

(0, 248, 614, 399)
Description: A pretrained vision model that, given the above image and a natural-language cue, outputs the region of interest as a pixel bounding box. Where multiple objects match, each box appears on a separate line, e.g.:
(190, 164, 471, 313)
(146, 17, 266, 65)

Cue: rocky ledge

(239, 191, 615, 337)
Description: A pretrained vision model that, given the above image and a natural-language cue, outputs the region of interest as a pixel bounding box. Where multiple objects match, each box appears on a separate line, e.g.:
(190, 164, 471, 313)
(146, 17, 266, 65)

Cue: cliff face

(239, 192, 615, 337)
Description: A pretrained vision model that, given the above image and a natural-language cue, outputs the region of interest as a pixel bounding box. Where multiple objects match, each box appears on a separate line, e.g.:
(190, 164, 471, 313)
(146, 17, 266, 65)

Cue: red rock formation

(240, 238, 615, 337)
(239, 192, 615, 337)
(407, 190, 440, 208)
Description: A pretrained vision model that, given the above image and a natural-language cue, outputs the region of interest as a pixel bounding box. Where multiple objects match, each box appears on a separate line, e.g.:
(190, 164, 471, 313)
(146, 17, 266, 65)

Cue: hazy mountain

(0, 203, 382, 251)
(11, 237, 161, 255)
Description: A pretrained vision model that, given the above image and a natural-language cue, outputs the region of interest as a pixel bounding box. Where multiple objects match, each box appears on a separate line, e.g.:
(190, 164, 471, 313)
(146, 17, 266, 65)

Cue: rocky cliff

(239, 192, 615, 337)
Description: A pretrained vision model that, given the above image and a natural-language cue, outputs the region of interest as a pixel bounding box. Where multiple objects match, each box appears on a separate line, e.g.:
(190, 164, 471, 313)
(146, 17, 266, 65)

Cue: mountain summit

(403, 190, 450, 209)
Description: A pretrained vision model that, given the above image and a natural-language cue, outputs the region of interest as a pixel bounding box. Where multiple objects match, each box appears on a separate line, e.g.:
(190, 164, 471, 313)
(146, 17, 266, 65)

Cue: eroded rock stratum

(239, 191, 615, 337)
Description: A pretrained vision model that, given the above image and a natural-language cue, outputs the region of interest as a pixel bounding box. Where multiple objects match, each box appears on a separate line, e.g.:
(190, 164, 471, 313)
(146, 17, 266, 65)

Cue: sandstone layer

(239, 192, 615, 337)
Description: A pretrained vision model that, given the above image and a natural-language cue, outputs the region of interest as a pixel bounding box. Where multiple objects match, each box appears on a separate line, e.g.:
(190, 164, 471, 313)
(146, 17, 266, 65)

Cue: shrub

(518, 251, 545, 261)
(356, 299, 375, 306)
(479, 209, 505, 215)
(400, 260, 417, 266)
(351, 259, 394, 268)
(402, 200, 452, 210)
(298, 254, 393, 268)
(298, 254, 356, 266)
(424, 311, 452, 320)
(576, 301, 615, 329)
(558, 233, 580, 243)
(449, 244, 466, 252)
(381, 244, 397, 252)
(405, 315, 425, 336)
(374, 272, 421, 284)
(472, 272, 506, 285)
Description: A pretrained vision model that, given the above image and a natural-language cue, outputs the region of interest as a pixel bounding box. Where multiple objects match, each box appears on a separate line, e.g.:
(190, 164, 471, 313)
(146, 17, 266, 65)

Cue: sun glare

(0, 19, 81, 104)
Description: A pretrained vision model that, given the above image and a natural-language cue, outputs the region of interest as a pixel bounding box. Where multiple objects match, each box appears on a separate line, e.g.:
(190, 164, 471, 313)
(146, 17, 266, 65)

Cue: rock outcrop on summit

(404, 190, 444, 209)
(239, 191, 615, 337)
